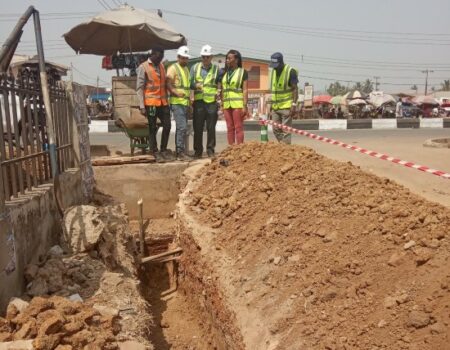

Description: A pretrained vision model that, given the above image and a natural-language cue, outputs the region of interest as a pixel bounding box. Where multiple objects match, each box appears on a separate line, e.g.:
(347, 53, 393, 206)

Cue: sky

(1, 0, 450, 94)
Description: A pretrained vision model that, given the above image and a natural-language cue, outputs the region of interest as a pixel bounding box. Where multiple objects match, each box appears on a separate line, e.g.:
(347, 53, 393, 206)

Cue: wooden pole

(138, 198, 145, 257)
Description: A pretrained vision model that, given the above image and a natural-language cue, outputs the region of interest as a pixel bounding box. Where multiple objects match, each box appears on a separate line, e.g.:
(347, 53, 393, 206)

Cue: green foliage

(326, 79, 373, 96)
(441, 79, 450, 91)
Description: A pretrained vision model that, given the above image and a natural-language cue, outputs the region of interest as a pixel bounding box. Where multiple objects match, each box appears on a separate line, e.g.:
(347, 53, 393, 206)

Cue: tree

(326, 81, 349, 96)
(411, 84, 418, 93)
(361, 79, 374, 94)
(441, 79, 450, 91)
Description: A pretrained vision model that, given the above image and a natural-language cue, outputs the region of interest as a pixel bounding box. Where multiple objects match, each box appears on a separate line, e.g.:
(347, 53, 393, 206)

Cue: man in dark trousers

(190, 45, 219, 158)
(136, 48, 171, 161)
(269, 52, 298, 144)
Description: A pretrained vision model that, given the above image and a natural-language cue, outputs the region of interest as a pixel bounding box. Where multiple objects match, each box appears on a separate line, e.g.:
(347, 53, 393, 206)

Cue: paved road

(90, 129, 450, 207)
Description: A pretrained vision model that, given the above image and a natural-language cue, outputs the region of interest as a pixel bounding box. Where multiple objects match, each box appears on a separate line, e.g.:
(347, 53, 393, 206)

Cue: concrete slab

(372, 119, 397, 129)
(420, 118, 443, 128)
(319, 119, 347, 130)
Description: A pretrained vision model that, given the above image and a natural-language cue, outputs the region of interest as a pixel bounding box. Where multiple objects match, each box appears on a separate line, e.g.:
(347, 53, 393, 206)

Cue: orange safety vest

(142, 61, 168, 106)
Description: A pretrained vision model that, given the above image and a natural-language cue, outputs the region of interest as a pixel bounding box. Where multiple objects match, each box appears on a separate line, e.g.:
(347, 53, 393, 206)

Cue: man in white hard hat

(167, 46, 192, 160)
(190, 45, 220, 158)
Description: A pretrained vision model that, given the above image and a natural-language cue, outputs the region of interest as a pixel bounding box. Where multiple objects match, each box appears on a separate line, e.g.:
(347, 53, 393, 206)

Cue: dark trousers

(193, 101, 218, 155)
(146, 105, 171, 153)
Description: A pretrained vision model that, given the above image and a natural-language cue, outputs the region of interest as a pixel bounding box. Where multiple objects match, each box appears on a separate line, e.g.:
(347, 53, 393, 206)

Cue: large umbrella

(412, 95, 439, 106)
(63, 5, 187, 55)
(348, 99, 367, 106)
(330, 95, 344, 105)
(369, 94, 396, 108)
(313, 95, 332, 104)
(346, 90, 367, 100)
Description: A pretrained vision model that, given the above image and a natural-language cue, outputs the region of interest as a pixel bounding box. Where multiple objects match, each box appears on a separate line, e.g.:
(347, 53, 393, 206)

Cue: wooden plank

(0, 82, 11, 200)
(114, 94, 140, 107)
(140, 247, 183, 265)
(24, 78, 38, 188)
(138, 198, 145, 257)
(31, 82, 43, 185)
(91, 154, 155, 166)
(3, 87, 18, 197)
(10, 82, 24, 194)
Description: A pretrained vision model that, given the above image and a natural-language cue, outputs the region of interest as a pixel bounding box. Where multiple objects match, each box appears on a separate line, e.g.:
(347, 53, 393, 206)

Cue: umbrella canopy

(63, 5, 187, 55)
(369, 94, 396, 108)
(346, 90, 367, 100)
(313, 95, 332, 104)
(330, 95, 344, 105)
(348, 99, 367, 106)
(412, 95, 439, 106)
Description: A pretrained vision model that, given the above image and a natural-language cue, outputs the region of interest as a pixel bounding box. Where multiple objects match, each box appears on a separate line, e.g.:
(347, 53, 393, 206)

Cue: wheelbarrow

(116, 107, 161, 155)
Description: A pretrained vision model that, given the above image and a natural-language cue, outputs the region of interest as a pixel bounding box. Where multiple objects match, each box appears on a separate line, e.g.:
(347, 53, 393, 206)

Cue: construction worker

(167, 46, 191, 161)
(269, 52, 298, 144)
(190, 45, 219, 158)
(136, 48, 171, 161)
(220, 49, 248, 145)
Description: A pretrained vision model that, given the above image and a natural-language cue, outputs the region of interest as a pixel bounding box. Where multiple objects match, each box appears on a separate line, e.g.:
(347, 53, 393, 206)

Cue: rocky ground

(0, 201, 153, 350)
(185, 141, 450, 350)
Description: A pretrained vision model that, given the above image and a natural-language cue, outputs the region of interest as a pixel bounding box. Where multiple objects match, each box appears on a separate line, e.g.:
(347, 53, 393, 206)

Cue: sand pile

(187, 142, 450, 349)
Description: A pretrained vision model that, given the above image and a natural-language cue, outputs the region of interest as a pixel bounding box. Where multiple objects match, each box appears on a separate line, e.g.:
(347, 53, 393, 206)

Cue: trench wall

(94, 163, 189, 220)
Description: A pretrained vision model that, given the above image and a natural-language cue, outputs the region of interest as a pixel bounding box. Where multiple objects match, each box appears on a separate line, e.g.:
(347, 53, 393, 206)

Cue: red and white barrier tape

(261, 119, 450, 180)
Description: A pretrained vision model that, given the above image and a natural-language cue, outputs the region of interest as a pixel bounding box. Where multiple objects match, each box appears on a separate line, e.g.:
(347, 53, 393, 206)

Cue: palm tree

(441, 79, 450, 91)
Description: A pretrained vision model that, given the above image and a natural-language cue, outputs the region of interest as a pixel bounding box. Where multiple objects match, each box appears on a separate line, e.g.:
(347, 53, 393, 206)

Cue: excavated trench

(94, 161, 240, 349)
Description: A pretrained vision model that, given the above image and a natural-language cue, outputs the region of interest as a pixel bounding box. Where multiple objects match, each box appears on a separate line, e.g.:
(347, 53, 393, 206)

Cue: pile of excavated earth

(0, 202, 153, 350)
(179, 141, 450, 350)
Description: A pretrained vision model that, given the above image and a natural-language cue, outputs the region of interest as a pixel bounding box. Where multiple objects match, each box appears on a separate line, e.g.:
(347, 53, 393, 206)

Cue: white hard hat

(200, 45, 213, 56)
(177, 46, 190, 58)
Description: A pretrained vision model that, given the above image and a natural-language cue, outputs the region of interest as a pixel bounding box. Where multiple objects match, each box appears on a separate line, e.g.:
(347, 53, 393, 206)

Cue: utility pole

(96, 76, 99, 98)
(374, 76, 380, 91)
(421, 69, 434, 95)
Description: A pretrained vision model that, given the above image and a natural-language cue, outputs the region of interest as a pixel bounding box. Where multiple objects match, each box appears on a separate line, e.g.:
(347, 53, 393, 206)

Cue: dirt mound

(187, 142, 450, 349)
(0, 296, 120, 349)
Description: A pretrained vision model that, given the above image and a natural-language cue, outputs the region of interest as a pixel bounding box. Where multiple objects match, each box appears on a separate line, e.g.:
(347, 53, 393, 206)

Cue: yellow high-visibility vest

(169, 63, 190, 106)
(222, 68, 244, 109)
(271, 64, 294, 110)
(194, 63, 218, 103)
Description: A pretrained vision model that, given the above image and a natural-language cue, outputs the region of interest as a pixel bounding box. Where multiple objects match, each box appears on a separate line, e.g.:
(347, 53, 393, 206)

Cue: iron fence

(0, 73, 73, 200)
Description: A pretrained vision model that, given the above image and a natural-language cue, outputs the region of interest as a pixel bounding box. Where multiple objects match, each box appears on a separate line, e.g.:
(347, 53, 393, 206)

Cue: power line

(166, 10, 450, 46)
(96, 0, 109, 10)
(189, 38, 450, 71)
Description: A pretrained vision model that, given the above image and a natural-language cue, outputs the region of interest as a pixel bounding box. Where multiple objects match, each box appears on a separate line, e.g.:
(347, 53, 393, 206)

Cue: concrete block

(372, 119, 397, 129)
(89, 120, 109, 133)
(420, 118, 443, 128)
(319, 119, 347, 130)
(397, 118, 420, 128)
(347, 119, 372, 129)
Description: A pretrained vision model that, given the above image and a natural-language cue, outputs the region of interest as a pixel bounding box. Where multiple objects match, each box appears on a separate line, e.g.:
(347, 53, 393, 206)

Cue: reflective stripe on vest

(194, 63, 218, 103)
(169, 63, 190, 106)
(222, 68, 244, 109)
(271, 64, 293, 110)
(142, 62, 168, 107)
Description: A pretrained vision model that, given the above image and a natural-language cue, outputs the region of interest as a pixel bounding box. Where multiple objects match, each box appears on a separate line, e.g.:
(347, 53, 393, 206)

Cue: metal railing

(0, 73, 73, 200)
